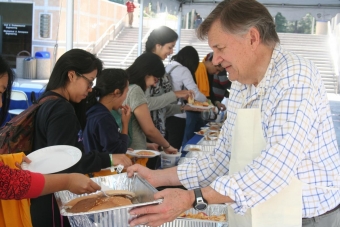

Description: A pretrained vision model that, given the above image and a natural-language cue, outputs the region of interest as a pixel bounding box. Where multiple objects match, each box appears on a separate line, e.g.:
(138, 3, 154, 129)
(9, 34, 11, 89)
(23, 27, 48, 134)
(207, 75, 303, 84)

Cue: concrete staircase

(279, 33, 337, 93)
(97, 27, 152, 69)
(98, 28, 338, 93)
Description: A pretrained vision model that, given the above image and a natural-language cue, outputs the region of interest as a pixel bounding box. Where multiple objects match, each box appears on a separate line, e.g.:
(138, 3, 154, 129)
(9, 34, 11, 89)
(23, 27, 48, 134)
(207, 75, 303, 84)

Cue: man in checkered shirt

(127, 1, 340, 227)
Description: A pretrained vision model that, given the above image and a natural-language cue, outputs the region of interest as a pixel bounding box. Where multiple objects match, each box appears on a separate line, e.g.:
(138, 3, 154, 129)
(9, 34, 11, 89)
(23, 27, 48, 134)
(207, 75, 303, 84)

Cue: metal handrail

(120, 27, 153, 66)
(84, 13, 127, 54)
(121, 44, 137, 66)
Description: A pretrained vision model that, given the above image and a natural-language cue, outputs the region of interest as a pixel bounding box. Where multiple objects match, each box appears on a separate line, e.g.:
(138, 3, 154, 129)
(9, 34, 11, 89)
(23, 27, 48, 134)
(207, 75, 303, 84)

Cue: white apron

(228, 92, 302, 227)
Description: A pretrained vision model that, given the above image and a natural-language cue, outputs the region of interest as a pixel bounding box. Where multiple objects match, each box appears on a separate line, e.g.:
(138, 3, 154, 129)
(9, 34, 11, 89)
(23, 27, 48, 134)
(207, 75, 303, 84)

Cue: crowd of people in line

(0, 24, 230, 227)
(0, 0, 339, 227)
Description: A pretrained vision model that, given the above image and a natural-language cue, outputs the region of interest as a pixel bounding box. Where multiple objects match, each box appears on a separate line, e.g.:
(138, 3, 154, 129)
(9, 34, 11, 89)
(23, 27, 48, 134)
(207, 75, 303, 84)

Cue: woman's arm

(134, 103, 176, 152)
(181, 69, 206, 102)
(0, 163, 100, 200)
(40, 173, 100, 196)
(145, 88, 177, 111)
(145, 89, 191, 111)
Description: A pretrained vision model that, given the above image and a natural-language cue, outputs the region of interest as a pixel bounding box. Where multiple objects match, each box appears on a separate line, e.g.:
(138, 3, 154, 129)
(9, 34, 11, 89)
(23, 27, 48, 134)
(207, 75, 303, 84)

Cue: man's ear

(248, 27, 261, 50)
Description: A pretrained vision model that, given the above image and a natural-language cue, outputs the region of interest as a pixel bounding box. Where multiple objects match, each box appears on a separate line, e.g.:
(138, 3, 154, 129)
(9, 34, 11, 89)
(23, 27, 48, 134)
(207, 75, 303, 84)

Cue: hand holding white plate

(126, 150, 160, 158)
(21, 145, 82, 174)
(187, 104, 214, 110)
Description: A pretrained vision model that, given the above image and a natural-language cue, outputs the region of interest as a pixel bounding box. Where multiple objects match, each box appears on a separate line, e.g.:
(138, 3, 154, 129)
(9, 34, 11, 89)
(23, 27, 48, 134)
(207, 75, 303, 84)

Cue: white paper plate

(187, 104, 214, 110)
(126, 150, 160, 158)
(22, 145, 82, 174)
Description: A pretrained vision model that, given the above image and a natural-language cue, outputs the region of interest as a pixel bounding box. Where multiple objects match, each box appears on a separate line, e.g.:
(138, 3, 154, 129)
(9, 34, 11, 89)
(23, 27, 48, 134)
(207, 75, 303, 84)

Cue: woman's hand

(121, 105, 132, 125)
(112, 154, 133, 168)
(174, 90, 194, 99)
(147, 143, 159, 151)
(164, 145, 178, 154)
(66, 173, 101, 194)
(15, 156, 31, 169)
(216, 102, 226, 111)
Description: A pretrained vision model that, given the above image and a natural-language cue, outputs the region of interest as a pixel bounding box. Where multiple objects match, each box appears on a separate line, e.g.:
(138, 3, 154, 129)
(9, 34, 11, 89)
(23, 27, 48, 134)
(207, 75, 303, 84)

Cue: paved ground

(328, 94, 340, 150)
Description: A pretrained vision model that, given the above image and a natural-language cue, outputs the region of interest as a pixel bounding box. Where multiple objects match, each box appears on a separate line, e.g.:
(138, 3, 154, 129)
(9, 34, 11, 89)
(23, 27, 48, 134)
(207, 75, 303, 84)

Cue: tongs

(109, 164, 124, 174)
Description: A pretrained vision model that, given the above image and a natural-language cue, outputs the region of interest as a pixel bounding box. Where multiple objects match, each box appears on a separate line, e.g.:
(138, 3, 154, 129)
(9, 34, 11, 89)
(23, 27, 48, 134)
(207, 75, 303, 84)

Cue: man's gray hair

(197, 0, 280, 47)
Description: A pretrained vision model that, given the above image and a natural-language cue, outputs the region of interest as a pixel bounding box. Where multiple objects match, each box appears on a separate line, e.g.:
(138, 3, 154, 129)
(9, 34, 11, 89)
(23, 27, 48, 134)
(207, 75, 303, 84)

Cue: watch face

(195, 203, 207, 210)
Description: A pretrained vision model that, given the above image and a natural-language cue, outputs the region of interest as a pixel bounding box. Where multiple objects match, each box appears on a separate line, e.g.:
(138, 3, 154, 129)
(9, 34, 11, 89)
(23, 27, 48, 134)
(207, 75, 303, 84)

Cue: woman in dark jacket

(31, 49, 132, 227)
(83, 68, 131, 154)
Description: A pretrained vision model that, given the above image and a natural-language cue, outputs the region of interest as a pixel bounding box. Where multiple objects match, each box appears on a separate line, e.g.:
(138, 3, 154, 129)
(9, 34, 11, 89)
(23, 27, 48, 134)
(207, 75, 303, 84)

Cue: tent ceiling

(177, 0, 340, 20)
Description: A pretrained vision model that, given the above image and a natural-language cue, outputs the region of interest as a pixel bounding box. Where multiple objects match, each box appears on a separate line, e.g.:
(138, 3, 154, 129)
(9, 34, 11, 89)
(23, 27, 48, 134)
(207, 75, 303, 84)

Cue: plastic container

(23, 57, 36, 79)
(16, 51, 31, 78)
(160, 151, 181, 168)
(35, 51, 51, 79)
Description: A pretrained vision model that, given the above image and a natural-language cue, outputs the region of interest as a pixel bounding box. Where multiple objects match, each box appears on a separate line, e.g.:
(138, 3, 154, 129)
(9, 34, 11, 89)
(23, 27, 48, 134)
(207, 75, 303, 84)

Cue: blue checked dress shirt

(177, 44, 340, 218)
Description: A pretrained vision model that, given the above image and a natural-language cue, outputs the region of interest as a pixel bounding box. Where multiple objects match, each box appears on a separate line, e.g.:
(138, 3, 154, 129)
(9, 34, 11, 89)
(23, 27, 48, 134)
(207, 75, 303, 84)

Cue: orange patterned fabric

(0, 153, 32, 227)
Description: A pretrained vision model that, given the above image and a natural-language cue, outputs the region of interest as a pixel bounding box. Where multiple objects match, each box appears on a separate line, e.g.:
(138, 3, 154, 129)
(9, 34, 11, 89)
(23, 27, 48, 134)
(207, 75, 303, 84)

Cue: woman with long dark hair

(114, 52, 178, 157)
(144, 26, 193, 136)
(165, 46, 207, 149)
(0, 55, 101, 227)
(31, 49, 132, 227)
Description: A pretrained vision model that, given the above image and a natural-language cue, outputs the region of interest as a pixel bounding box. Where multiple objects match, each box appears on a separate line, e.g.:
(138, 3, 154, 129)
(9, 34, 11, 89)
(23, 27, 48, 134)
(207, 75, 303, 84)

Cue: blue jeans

(182, 111, 205, 148)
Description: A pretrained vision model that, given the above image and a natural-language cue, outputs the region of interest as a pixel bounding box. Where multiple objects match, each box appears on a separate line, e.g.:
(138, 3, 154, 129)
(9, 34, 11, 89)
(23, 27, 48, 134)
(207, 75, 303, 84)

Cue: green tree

(297, 13, 313, 34)
(275, 12, 287, 32)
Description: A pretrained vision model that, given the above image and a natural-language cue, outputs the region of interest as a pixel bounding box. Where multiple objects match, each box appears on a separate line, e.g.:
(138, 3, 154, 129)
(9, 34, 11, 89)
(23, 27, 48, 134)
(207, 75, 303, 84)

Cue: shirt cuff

(177, 159, 200, 189)
(24, 172, 45, 198)
(210, 175, 250, 215)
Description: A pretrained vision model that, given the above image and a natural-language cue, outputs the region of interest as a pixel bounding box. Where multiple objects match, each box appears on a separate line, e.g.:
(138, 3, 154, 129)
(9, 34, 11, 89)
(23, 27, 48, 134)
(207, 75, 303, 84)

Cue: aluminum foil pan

(178, 157, 194, 165)
(54, 173, 162, 227)
(197, 137, 218, 146)
(140, 204, 228, 227)
(186, 150, 214, 158)
(183, 144, 215, 152)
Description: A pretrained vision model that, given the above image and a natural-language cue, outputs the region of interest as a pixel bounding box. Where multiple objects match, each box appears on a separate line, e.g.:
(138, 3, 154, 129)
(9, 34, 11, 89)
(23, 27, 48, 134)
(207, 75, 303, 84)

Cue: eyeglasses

(76, 72, 93, 88)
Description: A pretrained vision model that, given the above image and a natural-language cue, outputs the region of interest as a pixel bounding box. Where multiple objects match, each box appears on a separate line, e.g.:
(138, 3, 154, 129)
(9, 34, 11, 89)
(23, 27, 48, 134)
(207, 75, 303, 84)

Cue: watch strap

(193, 188, 207, 206)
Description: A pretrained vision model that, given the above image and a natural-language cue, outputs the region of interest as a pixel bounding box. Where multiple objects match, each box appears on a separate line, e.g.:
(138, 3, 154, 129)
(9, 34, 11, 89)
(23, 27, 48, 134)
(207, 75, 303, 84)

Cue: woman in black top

(31, 49, 132, 227)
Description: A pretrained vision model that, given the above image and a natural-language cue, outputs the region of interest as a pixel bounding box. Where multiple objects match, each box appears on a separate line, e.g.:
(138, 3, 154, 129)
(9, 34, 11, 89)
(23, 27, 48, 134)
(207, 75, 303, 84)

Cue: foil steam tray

(140, 204, 228, 227)
(178, 157, 193, 165)
(183, 144, 215, 152)
(54, 173, 162, 227)
(197, 137, 218, 146)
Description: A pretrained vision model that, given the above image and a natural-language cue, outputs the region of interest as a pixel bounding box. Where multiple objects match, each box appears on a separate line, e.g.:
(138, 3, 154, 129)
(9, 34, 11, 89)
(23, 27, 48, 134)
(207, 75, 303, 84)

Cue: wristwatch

(193, 188, 208, 211)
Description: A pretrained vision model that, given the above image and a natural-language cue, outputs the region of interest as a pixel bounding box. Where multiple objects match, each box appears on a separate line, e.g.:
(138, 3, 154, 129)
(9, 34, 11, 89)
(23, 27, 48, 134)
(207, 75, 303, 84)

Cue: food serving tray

(197, 137, 218, 146)
(178, 157, 193, 165)
(139, 204, 228, 227)
(54, 173, 162, 227)
(183, 144, 215, 152)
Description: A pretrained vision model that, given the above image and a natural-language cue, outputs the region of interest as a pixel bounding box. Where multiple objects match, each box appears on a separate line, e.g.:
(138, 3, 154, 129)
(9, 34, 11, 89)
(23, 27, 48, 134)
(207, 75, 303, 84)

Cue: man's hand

(127, 164, 158, 186)
(129, 188, 194, 227)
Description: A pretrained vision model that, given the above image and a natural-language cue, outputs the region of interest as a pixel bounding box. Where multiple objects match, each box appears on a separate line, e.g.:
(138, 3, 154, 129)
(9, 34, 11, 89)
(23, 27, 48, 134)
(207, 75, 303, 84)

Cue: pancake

(65, 190, 135, 213)
(89, 196, 133, 211)
(66, 195, 133, 213)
